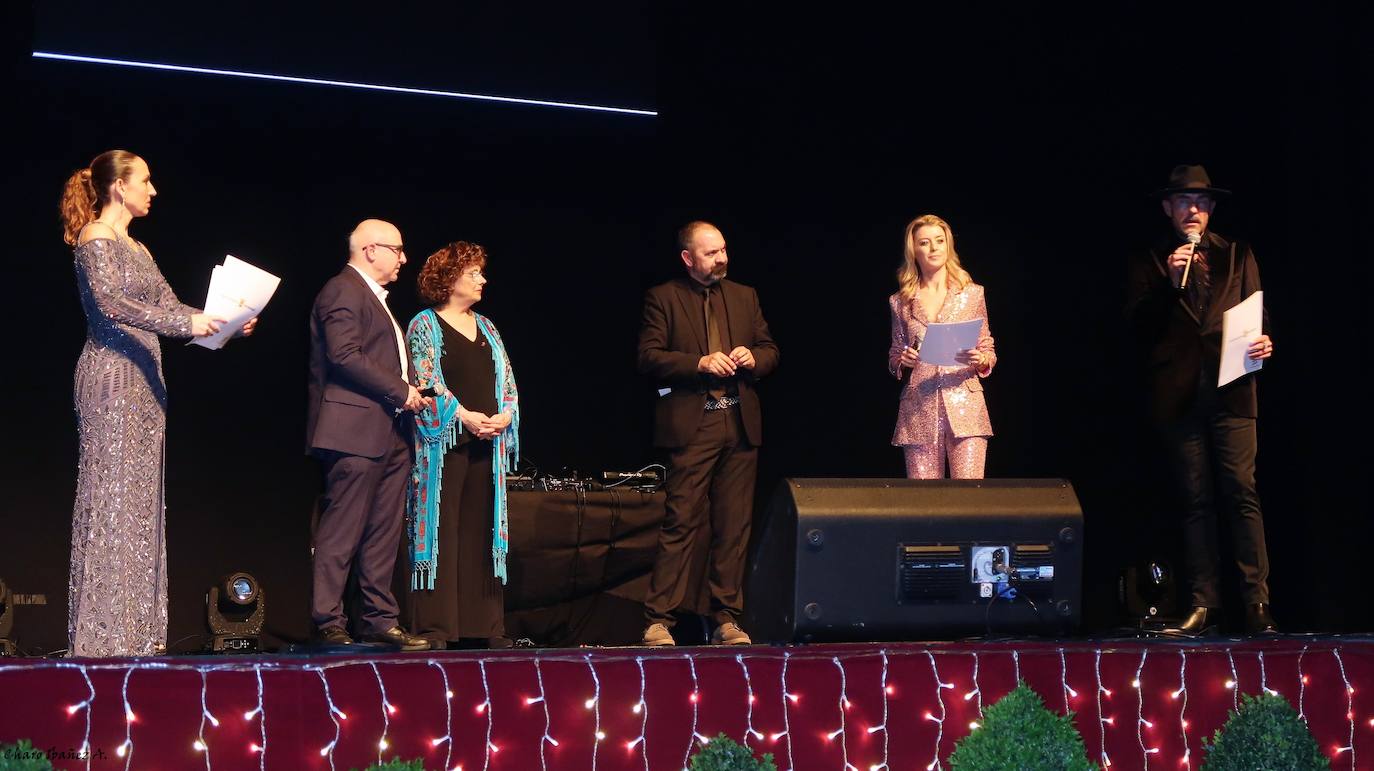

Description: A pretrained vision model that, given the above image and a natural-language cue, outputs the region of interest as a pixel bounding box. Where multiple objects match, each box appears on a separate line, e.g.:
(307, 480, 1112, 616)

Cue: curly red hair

(417, 241, 487, 305)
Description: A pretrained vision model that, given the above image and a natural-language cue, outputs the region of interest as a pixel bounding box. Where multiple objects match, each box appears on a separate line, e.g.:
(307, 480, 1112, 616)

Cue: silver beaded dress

(70, 236, 198, 657)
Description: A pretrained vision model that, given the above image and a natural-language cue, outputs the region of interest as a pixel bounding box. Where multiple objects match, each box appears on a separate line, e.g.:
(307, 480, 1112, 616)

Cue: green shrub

(349, 759, 424, 771)
(947, 680, 1096, 770)
(1201, 692, 1327, 770)
(689, 733, 778, 771)
(0, 740, 56, 771)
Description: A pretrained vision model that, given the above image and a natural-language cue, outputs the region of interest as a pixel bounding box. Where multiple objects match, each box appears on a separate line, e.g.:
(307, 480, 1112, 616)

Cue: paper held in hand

(1218, 290, 1263, 387)
(191, 255, 281, 350)
(917, 318, 985, 366)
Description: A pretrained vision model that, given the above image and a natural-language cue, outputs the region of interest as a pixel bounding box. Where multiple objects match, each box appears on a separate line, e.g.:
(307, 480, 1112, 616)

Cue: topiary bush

(0, 740, 56, 771)
(947, 680, 1096, 770)
(349, 759, 424, 771)
(1201, 692, 1327, 770)
(689, 733, 778, 771)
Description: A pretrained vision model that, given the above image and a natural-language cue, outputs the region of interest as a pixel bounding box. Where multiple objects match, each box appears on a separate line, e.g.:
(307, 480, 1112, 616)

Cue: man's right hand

(403, 385, 433, 413)
(1166, 244, 1195, 286)
(698, 352, 737, 378)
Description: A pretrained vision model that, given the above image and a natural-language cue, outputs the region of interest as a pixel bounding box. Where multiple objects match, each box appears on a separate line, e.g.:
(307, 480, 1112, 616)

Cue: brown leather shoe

(360, 626, 431, 652)
(315, 627, 353, 647)
(1161, 606, 1217, 637)
(1245, 603, 1279, 635)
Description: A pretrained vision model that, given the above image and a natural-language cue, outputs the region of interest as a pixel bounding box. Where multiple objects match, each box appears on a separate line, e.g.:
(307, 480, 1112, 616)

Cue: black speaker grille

(898, 545, 965, 602)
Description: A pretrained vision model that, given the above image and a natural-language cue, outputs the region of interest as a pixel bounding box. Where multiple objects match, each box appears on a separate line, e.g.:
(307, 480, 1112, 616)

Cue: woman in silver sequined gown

(60, 151, 246, 656)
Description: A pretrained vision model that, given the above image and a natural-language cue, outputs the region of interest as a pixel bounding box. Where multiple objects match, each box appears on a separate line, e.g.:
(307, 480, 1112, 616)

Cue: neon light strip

(32, 51, 658, 116)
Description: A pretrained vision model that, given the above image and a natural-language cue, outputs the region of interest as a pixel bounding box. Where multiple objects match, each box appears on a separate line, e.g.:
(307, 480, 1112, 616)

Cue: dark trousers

(1160, 403, 1270, 608)
(311, 424, 411, 635)
(645, 406, 758, 628)
(408, 440, 504, 642)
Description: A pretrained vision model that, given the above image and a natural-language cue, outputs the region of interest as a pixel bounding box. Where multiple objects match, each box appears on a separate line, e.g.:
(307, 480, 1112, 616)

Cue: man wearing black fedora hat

(1126, 164, 1278, 636)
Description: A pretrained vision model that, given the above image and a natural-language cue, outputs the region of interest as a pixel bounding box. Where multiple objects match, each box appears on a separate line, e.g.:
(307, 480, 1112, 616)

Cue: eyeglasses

(462, 269, 485, 282)
(365, 243, 405, 257)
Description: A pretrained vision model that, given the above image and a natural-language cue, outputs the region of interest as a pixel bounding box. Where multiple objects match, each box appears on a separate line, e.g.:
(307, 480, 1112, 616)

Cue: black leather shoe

(1245, 603, 1279, 635)
(360, 626, 431, 652)
(315, 627, 353, 647)
(1162, 606, 1217, 636)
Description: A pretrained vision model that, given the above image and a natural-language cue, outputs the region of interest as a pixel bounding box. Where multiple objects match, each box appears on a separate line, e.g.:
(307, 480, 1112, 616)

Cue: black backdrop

(3, 2, 1369, 654)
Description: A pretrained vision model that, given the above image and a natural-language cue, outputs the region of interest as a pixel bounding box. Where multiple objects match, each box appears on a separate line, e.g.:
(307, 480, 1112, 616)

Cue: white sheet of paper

(191, 255, 282, 350)
(1218, 291, 1263, 387)
(918, 318, 984, 366)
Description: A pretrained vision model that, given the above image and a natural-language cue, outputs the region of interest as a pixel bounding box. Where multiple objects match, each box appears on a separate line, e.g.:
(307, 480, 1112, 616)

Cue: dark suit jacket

(1126, 230, 1267, 425)
(306, 266, 412, 458)
(637, 276, 779, 448)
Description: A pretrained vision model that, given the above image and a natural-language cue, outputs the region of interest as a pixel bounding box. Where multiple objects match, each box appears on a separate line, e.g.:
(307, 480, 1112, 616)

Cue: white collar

(349, 263, 388, 299)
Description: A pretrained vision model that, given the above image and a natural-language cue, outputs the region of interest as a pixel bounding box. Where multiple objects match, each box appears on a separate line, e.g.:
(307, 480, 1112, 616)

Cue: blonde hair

(60, 150, 141, 245)
(897, 214, 972, 300)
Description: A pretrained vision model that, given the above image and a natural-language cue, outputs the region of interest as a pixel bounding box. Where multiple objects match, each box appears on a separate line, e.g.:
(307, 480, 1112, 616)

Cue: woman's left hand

(482, 412, 512, 435)
(1247, 334, 1274, 361)
(234, 317, 259, 338)
(956, 348, 988, 370)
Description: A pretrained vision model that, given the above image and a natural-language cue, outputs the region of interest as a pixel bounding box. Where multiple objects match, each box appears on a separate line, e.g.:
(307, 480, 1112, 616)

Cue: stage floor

(2, 636, 1371, 770)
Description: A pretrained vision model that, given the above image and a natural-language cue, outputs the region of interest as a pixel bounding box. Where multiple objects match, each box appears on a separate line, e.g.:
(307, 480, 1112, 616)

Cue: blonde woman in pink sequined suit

(888, 214, 996, 478)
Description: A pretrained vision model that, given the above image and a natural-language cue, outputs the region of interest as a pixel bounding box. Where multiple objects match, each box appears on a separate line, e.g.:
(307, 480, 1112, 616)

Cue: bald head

(347, 218, 407, 285)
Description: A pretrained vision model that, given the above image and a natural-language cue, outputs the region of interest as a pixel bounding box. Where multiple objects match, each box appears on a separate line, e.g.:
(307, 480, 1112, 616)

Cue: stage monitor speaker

(745, 478, 1083, 642)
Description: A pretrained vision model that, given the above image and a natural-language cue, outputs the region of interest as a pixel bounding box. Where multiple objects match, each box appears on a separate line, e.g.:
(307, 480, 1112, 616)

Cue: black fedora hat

(1154, 164, 1231, 198)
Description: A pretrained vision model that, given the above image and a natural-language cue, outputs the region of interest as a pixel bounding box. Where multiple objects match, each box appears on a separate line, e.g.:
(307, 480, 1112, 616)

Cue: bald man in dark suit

(307, 218, 431, 650)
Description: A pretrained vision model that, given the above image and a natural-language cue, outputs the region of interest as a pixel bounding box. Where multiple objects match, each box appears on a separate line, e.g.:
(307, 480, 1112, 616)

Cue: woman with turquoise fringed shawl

(405, 241, 519, 650)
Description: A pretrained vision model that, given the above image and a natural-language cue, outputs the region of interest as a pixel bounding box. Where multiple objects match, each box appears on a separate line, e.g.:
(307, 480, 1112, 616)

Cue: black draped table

(502, 489, 707, 646)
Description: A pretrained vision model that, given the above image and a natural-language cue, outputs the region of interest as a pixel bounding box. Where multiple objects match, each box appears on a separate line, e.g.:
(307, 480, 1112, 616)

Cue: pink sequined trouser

(901, 399, 988, 479)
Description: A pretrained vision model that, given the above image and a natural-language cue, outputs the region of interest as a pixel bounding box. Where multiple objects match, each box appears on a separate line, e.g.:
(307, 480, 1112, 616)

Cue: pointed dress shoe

(360, 626, 431, 651)
(1161, 606, 1217, 637)
(1245, 603, 1279, 635)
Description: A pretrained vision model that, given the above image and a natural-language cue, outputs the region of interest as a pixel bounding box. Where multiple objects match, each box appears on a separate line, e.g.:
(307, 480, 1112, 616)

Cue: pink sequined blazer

(887, 283, 996, 447)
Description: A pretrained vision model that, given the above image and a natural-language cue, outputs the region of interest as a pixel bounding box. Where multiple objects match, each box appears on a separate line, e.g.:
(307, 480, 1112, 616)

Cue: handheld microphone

(1179, 232, 1202, 290)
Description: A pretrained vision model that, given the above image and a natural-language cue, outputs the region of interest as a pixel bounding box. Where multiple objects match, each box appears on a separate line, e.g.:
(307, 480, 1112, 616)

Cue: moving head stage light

(206, 572, 264, 653)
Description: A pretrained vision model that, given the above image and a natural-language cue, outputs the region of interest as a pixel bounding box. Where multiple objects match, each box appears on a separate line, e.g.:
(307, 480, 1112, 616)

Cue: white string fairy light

(477, 659, 498, 769)
(314, 666, 346, 771)
(428, 660, 455, 771)
(736, 654, 764, 748)
(827, 657, 858, 771)
(1297, 645, 1310, 722)
(584, 654, 604, 769)
(1012, 649, 1021, 684)
(686, 654, 710, 751)
(924, 650, 953, 771)
(242, 663, 267, 768)
(1094, 650, 1112, 768)
(963, 652, 983, 718)
(1132, 649, 1158, 768)
(367, 662, 395, 763)
(116, 667, 134, 767)
(1256, 651, 1278, 697)
(1059, 648, 1078, 715)
(625, 657, 649, 771)
(526, 657, 559, 770)
(775, 651, 796, 771)
(1333, 648, 1356, 766)
(60, 662, 95, 770)
(865, 649, 891, 771)
(1224, 650, 1240, 711)
(1173, 651, 1191, 768)
(193, 667, 218, 769)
